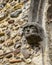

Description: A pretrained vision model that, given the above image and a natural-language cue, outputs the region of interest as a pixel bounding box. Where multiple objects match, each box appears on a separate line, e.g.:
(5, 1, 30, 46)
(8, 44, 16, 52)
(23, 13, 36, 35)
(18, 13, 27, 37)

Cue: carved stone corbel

(21, 0, 45, 45)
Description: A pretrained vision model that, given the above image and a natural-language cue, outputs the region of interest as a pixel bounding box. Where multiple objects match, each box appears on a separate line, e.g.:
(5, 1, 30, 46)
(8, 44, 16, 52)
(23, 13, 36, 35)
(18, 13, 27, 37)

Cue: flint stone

(5, 54, 12, 58)
(0, 4, 4, 10)
(0, 36, 5, 43)
(0, 12, 8, 21)
(14, 42, 21, 49)
(10, 9, 22, 18)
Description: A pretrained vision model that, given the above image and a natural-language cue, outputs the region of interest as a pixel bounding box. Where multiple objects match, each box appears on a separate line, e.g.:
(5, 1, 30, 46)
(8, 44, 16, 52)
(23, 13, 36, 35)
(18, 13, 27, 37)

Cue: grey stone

(21, 48, 31, 59)
(10, 1, 16, 6)
(8, 20, 14, 24)
(0, 4, 4, 10)
(5, 30, 11, 39)
(14, 42, 21, 49)
(10, 9, 22, 18)
(0, 36, 5, 43)
(0, 12, 8, 21)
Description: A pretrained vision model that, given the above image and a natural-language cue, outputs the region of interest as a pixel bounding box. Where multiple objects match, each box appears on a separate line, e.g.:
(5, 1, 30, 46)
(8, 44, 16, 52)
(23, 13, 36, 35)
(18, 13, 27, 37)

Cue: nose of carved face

(24, 26, 37, 35)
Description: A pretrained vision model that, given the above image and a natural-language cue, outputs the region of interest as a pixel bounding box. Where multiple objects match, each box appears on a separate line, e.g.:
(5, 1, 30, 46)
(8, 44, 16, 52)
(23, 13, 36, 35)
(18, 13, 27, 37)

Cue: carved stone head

(22, 22, 44, 44)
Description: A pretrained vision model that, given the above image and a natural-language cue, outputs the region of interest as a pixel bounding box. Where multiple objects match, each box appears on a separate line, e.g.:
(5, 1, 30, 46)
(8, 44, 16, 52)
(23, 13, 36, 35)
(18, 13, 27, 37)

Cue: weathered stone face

(22, 22, 44, 44)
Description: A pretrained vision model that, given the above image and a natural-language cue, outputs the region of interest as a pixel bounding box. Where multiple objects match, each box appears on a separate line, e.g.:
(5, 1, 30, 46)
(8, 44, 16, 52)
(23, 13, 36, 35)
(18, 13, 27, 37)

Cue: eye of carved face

(23, 25, 38, 35)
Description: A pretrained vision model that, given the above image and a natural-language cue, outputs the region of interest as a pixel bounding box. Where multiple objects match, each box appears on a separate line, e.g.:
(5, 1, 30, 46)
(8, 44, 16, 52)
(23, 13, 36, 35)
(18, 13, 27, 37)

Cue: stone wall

(0, 0, 51, 65)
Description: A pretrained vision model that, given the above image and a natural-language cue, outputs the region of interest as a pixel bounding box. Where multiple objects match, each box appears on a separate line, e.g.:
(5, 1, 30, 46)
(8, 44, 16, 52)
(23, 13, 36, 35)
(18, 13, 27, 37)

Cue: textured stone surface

(10, 9, 22, 18)
(0, 12, 8, 21)
(0, 0, 51, 65)
(46, 0, 52, 65)
(47, 6, 52, 19)
(0, 3, 4, 10)
(21, 48, 31, 59)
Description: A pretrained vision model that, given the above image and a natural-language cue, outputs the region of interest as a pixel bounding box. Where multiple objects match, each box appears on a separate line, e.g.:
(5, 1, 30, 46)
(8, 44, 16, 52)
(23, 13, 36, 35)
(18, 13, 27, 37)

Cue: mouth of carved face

(26, 33, 42, 43)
